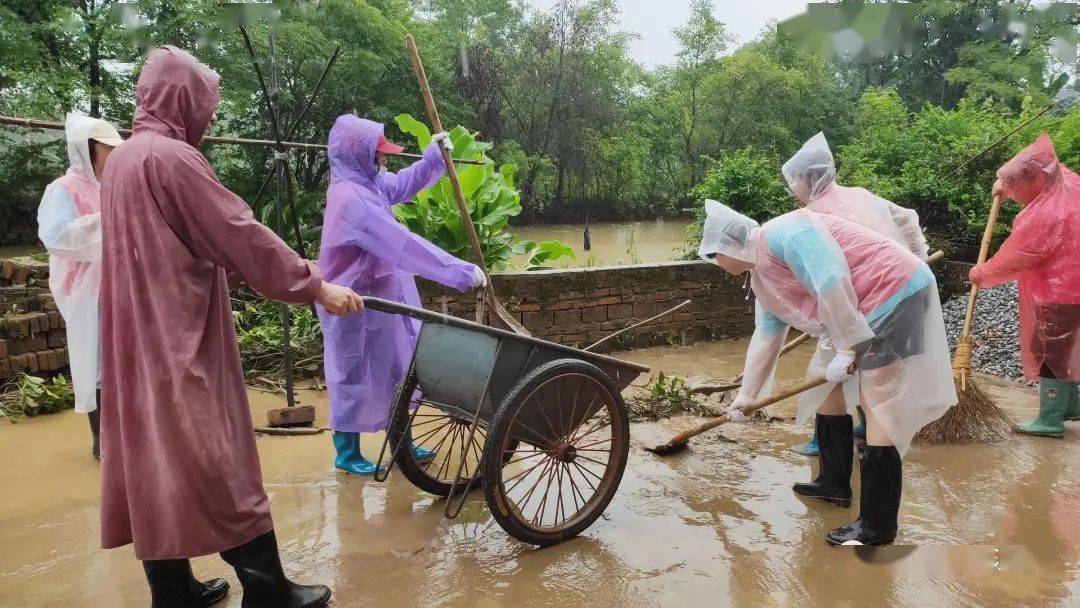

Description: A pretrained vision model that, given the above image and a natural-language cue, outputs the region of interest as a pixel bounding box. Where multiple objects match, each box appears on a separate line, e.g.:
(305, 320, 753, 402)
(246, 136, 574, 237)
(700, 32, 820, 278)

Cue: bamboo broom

(914, 196, 1016, 445)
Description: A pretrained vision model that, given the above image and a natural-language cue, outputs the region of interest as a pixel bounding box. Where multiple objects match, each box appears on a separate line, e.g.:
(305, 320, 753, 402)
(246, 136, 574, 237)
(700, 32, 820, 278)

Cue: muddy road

(1, 339, 1077, 607)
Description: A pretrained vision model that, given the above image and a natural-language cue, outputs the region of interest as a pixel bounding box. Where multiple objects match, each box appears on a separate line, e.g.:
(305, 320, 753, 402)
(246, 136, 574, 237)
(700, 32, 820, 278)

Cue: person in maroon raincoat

(98, 46, 361, 608)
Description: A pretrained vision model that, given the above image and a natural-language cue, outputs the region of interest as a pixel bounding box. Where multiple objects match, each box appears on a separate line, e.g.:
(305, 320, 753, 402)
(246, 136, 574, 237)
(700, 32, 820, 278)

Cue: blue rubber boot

(411, 442, 436, 463)
(853, 406, 867, 440)
(791, 424, 820, 456)
(333, 432, 381, 476)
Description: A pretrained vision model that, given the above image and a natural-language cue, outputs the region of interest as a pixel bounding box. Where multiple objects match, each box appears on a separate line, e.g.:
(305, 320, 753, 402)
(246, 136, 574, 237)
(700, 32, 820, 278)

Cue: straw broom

(914, 195, 1016, 445)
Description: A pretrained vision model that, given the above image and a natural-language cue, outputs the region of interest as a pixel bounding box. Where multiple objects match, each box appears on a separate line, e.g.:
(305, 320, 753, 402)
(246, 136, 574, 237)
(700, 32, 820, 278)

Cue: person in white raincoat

(37, 112, 123, 460)
(698, 200, 954, 546)
(781, 132, 930, 456)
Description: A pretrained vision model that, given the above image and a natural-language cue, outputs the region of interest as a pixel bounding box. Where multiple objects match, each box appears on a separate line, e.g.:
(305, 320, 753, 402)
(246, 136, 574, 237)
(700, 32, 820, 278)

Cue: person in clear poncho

(781, 132, 930, 456)
(36, 112, 123, 461)
(969, 133, 1080, 437)
(698, 200, 955, 546)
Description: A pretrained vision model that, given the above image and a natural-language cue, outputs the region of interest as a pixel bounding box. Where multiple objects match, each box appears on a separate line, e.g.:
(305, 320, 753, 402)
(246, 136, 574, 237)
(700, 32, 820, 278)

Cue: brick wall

(0, 257, 68, 380)
(419, 261, 756, 352)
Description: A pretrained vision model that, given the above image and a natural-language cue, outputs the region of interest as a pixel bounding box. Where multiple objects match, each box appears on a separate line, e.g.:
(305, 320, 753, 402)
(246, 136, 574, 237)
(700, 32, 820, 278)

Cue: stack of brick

(0, 257, 67, 380)
(419, 260, 756, 353)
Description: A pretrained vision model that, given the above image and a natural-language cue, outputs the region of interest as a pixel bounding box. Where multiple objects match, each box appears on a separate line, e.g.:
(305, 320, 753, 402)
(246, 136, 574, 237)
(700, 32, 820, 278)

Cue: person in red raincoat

(970, 133, 1080, 438)
(99, 46, 362, 608)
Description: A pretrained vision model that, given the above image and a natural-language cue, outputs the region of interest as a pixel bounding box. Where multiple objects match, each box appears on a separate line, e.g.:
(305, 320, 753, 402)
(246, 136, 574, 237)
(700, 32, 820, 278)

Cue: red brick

(0, 260, 14, 279)
(11, 266, 30, 285)
(553, 309, 580, 326)
(608, 303, 634, 320)
(513, 303, 541, 312)
(47, 311, 62, 330)
(545, 300, 575, 311)
(57, 348, 68, 366)
(522, 311, 553, 329)
(596, 296, 621, 306)
(591, 288, 610, 297)
(0, 357, 10, 378)
(47, 331, 66, 348)
(26, 353, 39, 373)
(0, 339, 5, 359)
(581, 306, 607, 324)
(632, 302, 658, 318)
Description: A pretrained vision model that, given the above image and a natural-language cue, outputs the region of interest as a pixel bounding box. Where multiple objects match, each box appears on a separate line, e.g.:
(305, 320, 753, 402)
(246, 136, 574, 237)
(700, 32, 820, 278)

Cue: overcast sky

(523, 0, 812, 67)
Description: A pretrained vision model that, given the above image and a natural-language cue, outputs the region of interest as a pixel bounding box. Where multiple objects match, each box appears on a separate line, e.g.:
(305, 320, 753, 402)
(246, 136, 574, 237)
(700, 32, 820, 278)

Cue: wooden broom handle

(668, 373, 836, 444)
(405, 34, 489, 274)
(962, 196, 1003, 339)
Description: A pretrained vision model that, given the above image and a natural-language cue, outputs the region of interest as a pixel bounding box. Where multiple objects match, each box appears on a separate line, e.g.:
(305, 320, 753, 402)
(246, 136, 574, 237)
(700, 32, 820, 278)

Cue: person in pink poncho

(37, 112, 124, 461)
(318, 115, 485, 476)
(99, 46, 361, 608)
(970, 133, 1080, 437)
(697, 200, 955, 545)
(780, 132, 930, 456)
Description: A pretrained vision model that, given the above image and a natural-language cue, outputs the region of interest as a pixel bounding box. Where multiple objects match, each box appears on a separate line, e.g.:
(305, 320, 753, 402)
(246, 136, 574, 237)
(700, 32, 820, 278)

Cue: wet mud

(1, 338, 1077, 607)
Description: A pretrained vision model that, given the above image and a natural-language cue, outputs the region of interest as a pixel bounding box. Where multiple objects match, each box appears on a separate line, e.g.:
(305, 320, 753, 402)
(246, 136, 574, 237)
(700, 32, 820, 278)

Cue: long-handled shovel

(646, 369, 850, 455)
(405, 34, 530, 336)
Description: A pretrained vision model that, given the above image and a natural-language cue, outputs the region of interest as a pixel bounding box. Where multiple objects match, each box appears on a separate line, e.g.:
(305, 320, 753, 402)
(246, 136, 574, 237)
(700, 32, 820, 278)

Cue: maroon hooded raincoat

(98, 46, 322, 559)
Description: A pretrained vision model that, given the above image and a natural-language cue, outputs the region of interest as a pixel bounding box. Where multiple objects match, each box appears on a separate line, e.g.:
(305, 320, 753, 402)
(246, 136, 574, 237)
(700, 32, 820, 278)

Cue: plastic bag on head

(782, 132, 836, 204)
(697, 199, 759, 263)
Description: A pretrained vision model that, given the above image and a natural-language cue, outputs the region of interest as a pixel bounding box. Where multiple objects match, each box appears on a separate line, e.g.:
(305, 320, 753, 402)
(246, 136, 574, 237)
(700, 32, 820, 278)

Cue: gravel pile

(942, 282, 1024, 381)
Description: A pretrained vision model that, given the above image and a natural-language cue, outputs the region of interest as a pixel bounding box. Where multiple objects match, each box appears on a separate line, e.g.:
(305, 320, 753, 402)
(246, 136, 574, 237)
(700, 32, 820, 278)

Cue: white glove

(432, 132, 454, 152)
(727, 393, 754, 424)
(826, 349, 856, 383)
(469, 266, 488, 289)
(818, 333, 835, 352)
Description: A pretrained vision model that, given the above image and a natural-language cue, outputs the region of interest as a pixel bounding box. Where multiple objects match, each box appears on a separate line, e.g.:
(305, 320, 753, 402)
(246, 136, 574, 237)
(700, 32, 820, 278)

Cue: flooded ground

(0, 245, 44, 259)
(2, 338, 1078, 607)
(510, 220, 691, 268)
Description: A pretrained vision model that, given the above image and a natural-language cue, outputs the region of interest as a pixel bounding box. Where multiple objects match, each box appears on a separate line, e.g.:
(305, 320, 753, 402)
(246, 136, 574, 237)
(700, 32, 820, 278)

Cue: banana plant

(391, 113, 573, 271)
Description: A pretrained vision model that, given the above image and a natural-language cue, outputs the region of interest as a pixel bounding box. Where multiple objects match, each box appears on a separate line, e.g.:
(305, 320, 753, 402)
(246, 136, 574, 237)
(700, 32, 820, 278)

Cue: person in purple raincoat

(318, 115, 485, 475)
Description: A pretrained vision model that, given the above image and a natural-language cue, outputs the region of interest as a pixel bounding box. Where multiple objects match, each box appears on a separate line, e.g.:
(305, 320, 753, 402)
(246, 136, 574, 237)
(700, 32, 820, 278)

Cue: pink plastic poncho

(971, 133, 1080, 381)
(318, 115, 477, 433)
(699, 203, 955, 453)
(37, 113, 108, 413)
(99, 47, 322, 560)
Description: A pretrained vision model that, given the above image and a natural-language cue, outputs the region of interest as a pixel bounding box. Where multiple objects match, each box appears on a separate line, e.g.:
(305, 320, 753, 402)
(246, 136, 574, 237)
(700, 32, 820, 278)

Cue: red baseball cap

(376, 134, 404, 155)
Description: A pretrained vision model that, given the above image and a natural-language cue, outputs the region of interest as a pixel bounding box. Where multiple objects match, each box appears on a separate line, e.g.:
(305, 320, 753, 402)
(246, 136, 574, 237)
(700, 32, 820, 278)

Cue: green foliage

(522, 240, 575, 270)
(626, 371, 717, 422)
(0, 373, 75, 418)
(232, 293, 323, 381)
(391, 113, 571, 271)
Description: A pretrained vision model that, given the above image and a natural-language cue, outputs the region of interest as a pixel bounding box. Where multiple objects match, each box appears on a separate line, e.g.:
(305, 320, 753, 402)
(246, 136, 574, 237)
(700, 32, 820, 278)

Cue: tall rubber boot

(1018, 378, 1069, 438)
(1065, 382, 1080, 422)
(827, 444, 902, 546)
(853, 405, 867, 440)
(142, 559, 229, 608)
(88, 409, 101, 461)
(220, 530, 331, 608)
(792, 414, 853, 507)
(332, 431, 380, 475)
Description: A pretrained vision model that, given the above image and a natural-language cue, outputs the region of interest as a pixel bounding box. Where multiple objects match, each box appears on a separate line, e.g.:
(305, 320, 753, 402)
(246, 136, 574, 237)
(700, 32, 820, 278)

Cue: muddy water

(510, 220, 691, 268)
(2, 339, 1079, 607)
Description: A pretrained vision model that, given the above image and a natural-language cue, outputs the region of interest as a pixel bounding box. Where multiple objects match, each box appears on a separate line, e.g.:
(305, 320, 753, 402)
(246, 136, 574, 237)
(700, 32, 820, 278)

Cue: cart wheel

(481, 358, 629, 546)
(387, 367, 489, 497)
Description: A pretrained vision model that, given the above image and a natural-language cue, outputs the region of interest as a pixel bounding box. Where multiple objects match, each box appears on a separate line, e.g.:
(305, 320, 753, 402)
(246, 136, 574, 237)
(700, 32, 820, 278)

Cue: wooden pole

(404, 34, 530, 336)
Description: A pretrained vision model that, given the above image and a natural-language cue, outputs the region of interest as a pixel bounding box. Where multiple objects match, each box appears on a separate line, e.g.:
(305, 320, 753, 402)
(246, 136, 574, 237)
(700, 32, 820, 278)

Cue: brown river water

(1, 339, 1078, 607)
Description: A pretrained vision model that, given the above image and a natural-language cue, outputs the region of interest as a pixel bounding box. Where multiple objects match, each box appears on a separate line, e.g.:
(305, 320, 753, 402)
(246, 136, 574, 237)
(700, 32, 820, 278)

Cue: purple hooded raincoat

(318, 115, 477, 433)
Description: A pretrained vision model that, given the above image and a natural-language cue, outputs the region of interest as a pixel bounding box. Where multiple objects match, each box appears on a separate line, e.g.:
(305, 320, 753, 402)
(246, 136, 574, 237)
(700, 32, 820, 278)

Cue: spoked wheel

(386, 368, 488, 496)
(481, 359, 629, 546)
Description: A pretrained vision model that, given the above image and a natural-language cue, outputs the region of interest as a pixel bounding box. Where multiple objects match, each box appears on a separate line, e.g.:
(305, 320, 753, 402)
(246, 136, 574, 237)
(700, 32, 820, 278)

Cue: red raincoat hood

(997, 132, 1065, 206)
(132, 46, 220, 147)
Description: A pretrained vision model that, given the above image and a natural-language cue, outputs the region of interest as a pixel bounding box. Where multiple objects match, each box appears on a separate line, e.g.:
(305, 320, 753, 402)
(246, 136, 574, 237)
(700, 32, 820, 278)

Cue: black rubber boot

(141, 559, 229, 607)
(827, 444, 902, 546)
(220, 530, 331, 608)
(88, 409, 101, 461)
(793, 414, 853, 507)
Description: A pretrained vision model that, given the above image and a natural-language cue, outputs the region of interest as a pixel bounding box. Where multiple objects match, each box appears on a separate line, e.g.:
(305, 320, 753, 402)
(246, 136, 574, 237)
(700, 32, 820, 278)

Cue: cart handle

(359, 296, 651, 373)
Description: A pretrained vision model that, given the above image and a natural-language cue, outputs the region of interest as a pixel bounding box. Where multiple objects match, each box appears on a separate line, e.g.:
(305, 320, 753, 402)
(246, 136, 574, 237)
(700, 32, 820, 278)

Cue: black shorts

(855, 286, 930, 371)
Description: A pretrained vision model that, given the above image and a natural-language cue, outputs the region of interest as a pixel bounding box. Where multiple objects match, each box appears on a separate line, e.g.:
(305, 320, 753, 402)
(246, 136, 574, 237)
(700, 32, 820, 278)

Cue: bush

(0, 373, 75, 418)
